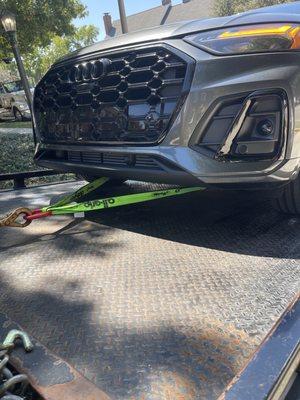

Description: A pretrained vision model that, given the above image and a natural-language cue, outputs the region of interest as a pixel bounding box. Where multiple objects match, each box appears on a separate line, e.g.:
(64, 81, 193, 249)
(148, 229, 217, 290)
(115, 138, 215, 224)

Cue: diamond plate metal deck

(0, 181, 299, 400)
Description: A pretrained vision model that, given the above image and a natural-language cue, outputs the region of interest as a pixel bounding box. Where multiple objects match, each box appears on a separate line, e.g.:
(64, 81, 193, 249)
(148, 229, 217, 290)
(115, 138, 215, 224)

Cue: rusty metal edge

(0, 312, 112, 400)
(218, 293, 300, 400)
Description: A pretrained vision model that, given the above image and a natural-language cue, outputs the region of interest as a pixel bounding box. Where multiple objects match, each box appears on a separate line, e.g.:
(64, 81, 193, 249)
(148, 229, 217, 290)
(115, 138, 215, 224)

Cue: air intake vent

(67, 151, 163, 170)
(199, 97, 246, 152)
(194, 91, 286, 160)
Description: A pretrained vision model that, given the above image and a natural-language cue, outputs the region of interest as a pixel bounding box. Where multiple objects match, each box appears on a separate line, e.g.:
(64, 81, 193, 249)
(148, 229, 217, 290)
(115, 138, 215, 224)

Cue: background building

(103, 0, 214, 38)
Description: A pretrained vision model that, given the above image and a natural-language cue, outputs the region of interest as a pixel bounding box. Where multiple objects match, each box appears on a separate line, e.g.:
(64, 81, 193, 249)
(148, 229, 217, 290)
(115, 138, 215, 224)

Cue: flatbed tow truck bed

(0, 181, 299, 400)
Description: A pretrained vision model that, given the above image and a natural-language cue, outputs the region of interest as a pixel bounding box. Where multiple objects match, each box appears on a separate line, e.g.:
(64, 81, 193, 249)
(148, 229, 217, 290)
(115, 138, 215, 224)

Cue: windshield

(3, 80, 23, 93)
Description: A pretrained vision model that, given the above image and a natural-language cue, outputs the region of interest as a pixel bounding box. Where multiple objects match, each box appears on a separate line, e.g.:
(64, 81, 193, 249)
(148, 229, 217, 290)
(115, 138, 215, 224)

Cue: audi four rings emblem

(71, 58, 111, 82)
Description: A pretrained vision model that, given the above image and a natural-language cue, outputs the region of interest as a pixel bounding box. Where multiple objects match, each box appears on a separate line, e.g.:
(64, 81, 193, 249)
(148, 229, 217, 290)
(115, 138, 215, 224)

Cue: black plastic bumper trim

(35, 158, 201, 186)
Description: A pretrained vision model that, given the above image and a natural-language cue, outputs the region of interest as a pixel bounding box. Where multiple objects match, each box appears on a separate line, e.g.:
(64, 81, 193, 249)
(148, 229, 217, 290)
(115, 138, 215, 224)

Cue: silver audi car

(33, 2, 300, 214)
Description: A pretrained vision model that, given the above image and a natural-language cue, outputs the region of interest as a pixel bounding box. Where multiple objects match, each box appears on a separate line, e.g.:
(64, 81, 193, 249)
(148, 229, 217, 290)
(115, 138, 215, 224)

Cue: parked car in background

(0, 80, 32, 121)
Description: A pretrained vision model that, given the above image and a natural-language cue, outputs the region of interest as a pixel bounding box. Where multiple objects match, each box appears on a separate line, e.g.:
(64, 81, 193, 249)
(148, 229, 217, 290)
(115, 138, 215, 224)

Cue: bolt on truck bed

(0, 181, 299, 399)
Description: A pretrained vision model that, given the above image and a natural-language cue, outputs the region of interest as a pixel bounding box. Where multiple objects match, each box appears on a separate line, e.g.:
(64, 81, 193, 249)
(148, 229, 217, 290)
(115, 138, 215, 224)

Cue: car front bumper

(34, 142, 300, 188)
(34, 39, 300, 188)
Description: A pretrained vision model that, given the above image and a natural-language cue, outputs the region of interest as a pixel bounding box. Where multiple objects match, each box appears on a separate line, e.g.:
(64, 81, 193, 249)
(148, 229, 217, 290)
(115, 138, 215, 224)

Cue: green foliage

(214, 0, 293, 16)
(0, 131, 35, 174)
(0, 131, 73, 189)
(0, 1, 99, 83)
(0, 62, 17, 82)
(0, 0, 87, 58)
(0, 121, 31, 128)
(23, 25, 99, 82)
(70, 25, 99, 49)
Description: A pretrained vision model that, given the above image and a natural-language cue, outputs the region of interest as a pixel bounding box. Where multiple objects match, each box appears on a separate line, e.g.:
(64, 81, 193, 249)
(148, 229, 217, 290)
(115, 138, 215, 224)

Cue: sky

(74, 0, 183, 41)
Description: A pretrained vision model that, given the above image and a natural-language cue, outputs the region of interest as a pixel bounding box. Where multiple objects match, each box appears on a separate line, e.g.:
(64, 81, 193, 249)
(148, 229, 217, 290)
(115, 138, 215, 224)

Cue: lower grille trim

(68, 151, 163, 171)
(35, 150, 200, 185)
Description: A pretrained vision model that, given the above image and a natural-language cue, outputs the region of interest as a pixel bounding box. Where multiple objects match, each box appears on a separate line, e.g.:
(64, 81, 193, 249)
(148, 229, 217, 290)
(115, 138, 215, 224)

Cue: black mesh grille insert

(34, 46, 190, 145)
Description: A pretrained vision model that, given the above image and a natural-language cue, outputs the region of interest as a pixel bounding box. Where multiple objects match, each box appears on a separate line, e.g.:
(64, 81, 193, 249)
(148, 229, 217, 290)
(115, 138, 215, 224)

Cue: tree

(0, 62, 17, 82)
(0, 0, 87, 58)
(214, 0, 292, 17)
(23, 25, 99, 83)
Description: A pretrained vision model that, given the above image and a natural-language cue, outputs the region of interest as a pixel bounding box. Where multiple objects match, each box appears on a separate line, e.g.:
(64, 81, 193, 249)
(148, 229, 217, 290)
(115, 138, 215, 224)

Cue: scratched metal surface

(0, 181, 299, 400)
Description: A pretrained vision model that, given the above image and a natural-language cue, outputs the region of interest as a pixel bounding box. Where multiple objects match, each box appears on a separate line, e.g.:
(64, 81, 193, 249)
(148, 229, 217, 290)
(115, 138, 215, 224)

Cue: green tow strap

(1, 178, 205, 227)
(46, 177, 110, 208)
(42, 179, 204, 216)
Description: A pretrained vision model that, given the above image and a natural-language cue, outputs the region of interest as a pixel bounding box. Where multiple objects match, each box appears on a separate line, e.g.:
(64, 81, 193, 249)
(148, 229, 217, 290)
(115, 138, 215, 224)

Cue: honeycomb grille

(34, 46, 190, 145)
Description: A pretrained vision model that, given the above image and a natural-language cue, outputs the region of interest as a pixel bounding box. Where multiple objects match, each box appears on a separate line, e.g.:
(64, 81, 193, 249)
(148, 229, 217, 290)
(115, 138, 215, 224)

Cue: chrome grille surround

(34, 44, 194, 145)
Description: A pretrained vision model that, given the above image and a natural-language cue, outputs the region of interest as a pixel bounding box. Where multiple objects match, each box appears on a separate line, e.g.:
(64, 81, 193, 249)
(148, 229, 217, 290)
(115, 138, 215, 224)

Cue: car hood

(57, 1, 300, 64)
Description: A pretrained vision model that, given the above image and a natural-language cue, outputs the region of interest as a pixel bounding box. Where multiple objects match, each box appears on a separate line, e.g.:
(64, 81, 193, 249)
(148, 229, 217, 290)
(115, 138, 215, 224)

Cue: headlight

(185, 23, 300, 55)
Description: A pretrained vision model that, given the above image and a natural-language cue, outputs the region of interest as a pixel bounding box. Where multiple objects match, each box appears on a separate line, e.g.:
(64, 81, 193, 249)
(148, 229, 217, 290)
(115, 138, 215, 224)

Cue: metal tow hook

(0, 375, 28, 397)
(0, 208, 32, 228)
(0, 330, 33, 352)
(0, 356, 9, 372)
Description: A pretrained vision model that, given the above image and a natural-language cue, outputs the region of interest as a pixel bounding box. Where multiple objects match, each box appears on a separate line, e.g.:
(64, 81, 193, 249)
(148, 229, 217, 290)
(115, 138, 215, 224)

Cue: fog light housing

(257, 119, 274, 136)
(192, 90, 287, 161)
